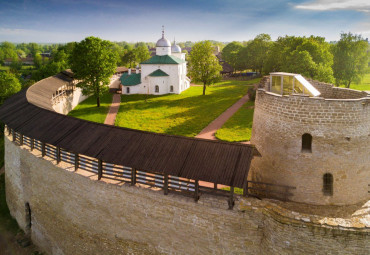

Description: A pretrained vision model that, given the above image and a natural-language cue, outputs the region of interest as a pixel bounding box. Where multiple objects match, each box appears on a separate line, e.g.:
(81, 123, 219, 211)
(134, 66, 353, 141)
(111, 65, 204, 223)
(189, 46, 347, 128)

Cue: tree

(33, 53, 43, 69)
(0, 42, 18, 63)
(0, 72, 21, 104)
(241, 34, 272, 73)
(222, 41, 243, 73)
(263, 36, 334, 83)
(188, 41, 222, 95)
(121, 49, 136, 68)
(70, 36, 117, 107)
(135, 45, 150, 64)
(332, 32, 369, 88)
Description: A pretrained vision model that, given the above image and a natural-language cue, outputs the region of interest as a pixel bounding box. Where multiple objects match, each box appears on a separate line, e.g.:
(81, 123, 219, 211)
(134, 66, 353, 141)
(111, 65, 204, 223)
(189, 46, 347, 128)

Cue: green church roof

(141, 55, 185, 65)
(148, 69, 169, 77)
(120, 73, 141, 86)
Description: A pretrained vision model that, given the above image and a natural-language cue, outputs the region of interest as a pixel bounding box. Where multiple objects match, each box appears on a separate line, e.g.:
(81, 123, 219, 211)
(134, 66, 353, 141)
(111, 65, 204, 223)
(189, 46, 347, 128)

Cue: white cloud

(294, 0, 370, 13)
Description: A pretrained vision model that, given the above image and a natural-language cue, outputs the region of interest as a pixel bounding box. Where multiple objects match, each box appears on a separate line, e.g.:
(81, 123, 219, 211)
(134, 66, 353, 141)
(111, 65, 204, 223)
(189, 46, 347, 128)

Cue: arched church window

(323, 173, 333, 196)
(126, 87, 130, 94)
(170, 86, 174, 92)
(155, 85, 159, 93)
(302, 133, 312, 153)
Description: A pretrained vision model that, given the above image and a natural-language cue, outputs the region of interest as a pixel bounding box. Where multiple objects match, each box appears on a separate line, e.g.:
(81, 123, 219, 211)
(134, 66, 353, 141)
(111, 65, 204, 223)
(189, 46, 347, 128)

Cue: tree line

(222, 32, 369, 88)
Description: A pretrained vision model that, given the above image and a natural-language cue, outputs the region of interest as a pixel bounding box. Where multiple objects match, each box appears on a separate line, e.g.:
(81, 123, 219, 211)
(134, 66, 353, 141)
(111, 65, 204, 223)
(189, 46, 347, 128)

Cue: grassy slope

(0, 174, 20, 235)
(68, 93, 113, 123)
(215, 101, 254, 142)
(115, 79, 260, 137)
(349, 73, 370, 91)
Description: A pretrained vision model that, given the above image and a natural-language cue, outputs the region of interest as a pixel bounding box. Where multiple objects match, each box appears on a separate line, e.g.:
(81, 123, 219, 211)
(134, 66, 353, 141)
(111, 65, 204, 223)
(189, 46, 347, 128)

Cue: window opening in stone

(323, 173, 333, 196)
(155, 85, 159, 93)
(126, 87, 130, 94)
(302, 133, 312, 153)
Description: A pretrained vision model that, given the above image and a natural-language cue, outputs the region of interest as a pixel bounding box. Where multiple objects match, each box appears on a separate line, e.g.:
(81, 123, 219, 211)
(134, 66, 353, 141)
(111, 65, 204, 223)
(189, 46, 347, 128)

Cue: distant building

(120, 29, 190, 95)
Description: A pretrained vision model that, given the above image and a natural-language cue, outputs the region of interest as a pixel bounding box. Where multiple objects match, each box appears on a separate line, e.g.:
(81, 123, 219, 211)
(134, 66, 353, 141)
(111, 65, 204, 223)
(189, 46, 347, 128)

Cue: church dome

(171, 43, 181, 53)
(156, 37, 171, 47)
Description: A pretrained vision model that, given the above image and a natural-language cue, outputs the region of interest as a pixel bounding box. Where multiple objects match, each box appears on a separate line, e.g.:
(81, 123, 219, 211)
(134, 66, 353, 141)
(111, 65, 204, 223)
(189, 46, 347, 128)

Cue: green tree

(33, 53, 43, 69)
(0, 42, 18, 62)
(188, 41, 222, 95)
(9, 60, 22, 74)
(121, 49, 136, 68)
(70, 36, 117, 107)
(222, 41, 243, 73)
(264, 36, 334, 83)
(242, 34, 272, 73)
(0, 72, 21, 104)
(332, 32, 369, 88)
(135, 45, 150, 64)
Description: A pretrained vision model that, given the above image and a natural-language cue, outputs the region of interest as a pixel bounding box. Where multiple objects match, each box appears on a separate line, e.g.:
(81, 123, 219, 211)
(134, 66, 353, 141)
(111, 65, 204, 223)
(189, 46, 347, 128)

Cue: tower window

(126, 87, 130, 94)
(302, 133, 312, 153)
(155, 85, 159, 93)
(170, 86, 174, 92)
(323, 173, 333, 196)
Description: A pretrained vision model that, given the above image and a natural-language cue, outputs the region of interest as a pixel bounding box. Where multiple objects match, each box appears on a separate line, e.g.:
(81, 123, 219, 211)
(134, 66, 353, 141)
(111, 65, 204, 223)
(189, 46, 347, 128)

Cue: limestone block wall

(52, 88, 88, 115)
(250, 86, 370, 205)
(5, 135, 370, 254)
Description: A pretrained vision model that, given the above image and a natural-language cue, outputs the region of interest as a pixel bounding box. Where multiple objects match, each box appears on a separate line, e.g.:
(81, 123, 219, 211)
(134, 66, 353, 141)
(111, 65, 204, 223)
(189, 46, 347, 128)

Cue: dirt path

(104, 93, 121, 125)
(196, 94, 250, 140)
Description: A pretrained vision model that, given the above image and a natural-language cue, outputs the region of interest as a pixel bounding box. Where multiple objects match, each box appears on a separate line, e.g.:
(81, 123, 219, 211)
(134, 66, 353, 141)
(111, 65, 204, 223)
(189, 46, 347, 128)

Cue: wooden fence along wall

(7, 126, 296, 208)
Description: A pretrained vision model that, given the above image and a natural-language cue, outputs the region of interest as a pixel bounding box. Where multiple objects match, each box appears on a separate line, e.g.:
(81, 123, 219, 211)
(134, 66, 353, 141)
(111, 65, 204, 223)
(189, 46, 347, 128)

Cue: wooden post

(30, 139, 34, 151)
(131, 168, 136, 186)
(164, 174, 169, 195)
(98, 160, 103, 180)
(12, 130, 16, 142)
(56, 147, 61, 164)
(20, 134, 23, 145)
(8, 127, 11, 136)
(194, 180, 199, 202)
(74, 153, 79, 171)
(243, 181, 248, 197)
(214, 183, 217, 190)
(41, 142, 45, 157)
(228, 186, 235, 210)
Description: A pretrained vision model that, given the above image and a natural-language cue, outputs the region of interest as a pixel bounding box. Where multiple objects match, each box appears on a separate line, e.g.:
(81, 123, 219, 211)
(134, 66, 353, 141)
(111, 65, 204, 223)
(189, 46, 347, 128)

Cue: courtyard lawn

(115, 78, 260, 137)
(68, 93, 113, 123)
(215, 101, 254, 142)
(350, 73, 370, 91)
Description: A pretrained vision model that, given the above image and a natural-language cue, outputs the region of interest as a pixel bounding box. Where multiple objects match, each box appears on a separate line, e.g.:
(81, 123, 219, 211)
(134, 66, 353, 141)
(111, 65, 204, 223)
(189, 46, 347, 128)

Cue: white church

(120, 30, 190, 95)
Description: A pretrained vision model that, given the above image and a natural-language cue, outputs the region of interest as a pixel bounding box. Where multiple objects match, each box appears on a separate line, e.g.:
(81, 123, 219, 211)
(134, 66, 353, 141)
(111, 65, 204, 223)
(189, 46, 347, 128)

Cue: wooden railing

(7, 126, 296, 208)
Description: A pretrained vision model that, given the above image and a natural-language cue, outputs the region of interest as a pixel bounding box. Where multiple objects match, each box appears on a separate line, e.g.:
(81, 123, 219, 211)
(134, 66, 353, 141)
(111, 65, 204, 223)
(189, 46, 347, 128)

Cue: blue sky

(0, 0, 369, 43)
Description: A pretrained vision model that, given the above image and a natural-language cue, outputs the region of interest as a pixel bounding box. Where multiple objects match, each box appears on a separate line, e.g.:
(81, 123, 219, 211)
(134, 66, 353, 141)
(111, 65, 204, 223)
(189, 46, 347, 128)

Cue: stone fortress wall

(3, 74, 370, 254)
(5, 135, 370, 254)
(250, 77, 370, 205)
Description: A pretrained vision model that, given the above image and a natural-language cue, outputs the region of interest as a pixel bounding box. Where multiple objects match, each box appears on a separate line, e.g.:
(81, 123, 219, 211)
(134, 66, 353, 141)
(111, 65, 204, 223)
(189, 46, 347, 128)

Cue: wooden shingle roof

(0, 72, 258, 188)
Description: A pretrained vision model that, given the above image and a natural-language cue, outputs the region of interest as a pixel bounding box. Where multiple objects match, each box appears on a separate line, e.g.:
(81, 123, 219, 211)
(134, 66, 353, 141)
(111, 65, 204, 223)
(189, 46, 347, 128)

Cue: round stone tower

(249, 74, 370, 205)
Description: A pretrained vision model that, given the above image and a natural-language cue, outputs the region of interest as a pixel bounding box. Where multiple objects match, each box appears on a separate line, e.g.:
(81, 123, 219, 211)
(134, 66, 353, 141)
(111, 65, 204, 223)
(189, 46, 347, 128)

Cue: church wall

(5, 135, 370, 254)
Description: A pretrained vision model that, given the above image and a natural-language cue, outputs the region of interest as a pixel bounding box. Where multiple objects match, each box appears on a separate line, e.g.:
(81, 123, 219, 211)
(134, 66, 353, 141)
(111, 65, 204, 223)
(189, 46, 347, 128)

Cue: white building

(120, 31, 190, 95)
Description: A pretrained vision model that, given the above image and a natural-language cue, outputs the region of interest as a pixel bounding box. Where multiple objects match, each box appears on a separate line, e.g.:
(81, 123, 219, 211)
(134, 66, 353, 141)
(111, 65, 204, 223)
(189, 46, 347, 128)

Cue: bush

(247, 87, 256, 102)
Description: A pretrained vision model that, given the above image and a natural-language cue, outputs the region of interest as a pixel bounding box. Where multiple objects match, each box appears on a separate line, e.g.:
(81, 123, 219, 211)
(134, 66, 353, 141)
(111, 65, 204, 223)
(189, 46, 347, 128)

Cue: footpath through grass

(115, 79, 260, 137)
(215, 101, 254, 142)
(68, 93, 113, 123)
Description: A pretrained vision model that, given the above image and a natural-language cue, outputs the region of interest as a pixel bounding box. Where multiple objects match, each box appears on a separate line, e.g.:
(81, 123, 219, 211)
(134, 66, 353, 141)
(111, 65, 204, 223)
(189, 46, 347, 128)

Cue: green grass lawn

(114, 79, 260, 137)
(215, 101, 254, 142)
(349, 73, 370, 91)
(68, 93, 113, 123)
